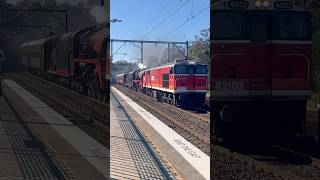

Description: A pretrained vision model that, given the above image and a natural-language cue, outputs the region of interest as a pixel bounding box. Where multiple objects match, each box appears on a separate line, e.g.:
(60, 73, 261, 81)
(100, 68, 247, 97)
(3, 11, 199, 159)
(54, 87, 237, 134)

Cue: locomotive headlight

(255, 0, 262, 7)
(263, 0, 270, 8)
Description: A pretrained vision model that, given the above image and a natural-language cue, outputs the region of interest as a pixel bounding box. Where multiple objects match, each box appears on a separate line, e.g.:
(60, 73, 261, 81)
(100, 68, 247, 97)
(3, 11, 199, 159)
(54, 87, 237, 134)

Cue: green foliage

(114, 60, 130, 64)
(188, 28, 211, 88)
(295, 0, 320, 91)
(188, 28, 210, 65)
(313, 30, 320, 91)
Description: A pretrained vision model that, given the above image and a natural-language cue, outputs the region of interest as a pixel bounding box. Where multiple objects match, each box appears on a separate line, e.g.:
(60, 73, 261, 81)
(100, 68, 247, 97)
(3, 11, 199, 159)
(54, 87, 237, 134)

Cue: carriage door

(249, 13, 272, 97)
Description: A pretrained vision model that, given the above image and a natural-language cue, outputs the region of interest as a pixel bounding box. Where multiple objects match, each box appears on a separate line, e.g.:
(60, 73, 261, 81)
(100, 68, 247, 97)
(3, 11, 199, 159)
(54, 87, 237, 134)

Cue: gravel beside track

(5, 72, 108, 147)
(252, 145, 320, 180)
(213, 142, 320, 179)
(212, 145, 295, 180)
(113, 84, 210, 155)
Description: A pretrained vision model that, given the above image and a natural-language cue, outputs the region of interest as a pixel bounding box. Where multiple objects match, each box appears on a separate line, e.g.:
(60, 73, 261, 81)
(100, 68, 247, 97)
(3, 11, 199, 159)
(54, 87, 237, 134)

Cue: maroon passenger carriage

(211, 0, 313, 141)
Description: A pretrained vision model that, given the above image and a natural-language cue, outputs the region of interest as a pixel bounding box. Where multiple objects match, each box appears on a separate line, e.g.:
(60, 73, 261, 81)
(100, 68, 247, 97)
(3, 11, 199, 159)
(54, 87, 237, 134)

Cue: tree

(295, 0, 320, 91)
(114, 60, 130, 64)
(188, 28, 210, 65)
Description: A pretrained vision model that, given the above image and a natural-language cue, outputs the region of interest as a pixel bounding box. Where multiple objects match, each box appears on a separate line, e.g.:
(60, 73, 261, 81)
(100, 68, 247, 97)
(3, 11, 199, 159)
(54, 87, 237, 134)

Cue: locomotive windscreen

(194, 65, 207, 74)
(212, 10, 311, 41)
(212, 12, 243, 39)
(173, 65, 195, 74)
(278, 14, 309, 39)
(173, 64, 207, 74)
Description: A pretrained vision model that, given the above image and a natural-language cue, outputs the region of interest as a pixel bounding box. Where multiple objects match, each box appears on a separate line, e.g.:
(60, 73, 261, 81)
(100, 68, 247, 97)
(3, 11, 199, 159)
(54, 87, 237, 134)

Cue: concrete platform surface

(0, 96, 61, 180)
(2, 79, 108, 180)
(110, 93, 170, 180)
(111, 87, 210, 180)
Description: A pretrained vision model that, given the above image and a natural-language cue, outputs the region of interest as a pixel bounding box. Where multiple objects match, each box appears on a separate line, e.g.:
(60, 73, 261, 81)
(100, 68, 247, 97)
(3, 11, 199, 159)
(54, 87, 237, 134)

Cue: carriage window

(279, 14, 307, 39)
(194, 65, 207, 74)
(212, 12, 242, 39)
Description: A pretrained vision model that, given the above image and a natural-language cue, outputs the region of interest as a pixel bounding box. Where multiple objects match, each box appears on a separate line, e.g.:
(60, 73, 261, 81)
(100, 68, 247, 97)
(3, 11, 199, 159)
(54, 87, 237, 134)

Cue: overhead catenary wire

(134, 0, 179, 40)
(147, 0, 172, 26)
(129, 0, 183, 41)
(112, 42, 126, 57)
(161, 5, 209, 40)
(112, 0, 194, 64)
(110, 0, 176, 61)
(139, 0, 189, 40)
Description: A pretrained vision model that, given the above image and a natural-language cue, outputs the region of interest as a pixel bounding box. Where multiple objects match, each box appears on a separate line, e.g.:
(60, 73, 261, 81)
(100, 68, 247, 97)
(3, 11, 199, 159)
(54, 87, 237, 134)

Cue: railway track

(5, 72, 108, 147)
(113, 84, 210, 155)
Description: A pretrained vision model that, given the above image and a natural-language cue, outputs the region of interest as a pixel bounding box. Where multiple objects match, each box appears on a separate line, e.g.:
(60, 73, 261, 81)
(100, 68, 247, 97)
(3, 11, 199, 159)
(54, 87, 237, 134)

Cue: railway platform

(0, 79, 108, 180)
(111, 86, 210, 180)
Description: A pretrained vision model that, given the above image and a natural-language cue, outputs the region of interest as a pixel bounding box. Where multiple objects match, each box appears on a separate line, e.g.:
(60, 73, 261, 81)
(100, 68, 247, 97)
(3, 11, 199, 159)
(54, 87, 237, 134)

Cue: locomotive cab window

(278, 13, 309, 40)
(250, 15, 270, 43)
(187, 65, 194, 74)
(174, 65, 187, 74)
(212, 12, 243, 39)
(194, 65, 207, 74)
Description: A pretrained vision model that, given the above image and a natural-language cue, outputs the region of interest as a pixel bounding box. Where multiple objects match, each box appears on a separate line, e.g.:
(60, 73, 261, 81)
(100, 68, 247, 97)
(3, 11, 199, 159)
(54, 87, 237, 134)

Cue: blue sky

(110, 0, 210, 63)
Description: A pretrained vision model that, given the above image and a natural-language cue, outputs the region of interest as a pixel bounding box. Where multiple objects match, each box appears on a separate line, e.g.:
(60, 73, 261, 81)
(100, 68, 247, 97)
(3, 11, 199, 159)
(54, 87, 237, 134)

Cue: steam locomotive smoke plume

(90, 6, 106, 23)
(6, 0, 20, 4)
(138, 63, 146, 70)
(7, 0, 93, 5)
(6, 0, 105, 23)
(56, 0, 89, 5)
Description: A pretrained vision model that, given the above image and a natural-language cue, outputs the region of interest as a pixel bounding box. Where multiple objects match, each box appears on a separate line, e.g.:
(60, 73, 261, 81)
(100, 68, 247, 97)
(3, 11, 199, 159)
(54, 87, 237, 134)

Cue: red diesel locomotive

(21, 25, 109, 101)
(116, 60, 208, 105)
(211, 0, 312, 141)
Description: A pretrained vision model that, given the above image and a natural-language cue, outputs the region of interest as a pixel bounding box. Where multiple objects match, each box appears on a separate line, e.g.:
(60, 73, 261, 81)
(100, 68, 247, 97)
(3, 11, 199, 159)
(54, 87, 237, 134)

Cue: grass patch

(307, 94, 320, 111)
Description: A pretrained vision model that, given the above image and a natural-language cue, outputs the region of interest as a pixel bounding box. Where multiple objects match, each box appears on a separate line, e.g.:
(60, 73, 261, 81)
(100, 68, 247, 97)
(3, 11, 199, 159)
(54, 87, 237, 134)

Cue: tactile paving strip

(110, 93, 169, 180)
(0, 97, 65, 180)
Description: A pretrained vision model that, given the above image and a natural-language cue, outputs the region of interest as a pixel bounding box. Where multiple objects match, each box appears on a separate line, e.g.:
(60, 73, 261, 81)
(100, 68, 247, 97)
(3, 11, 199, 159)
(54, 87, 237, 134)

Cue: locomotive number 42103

(213, 81, 245, 91)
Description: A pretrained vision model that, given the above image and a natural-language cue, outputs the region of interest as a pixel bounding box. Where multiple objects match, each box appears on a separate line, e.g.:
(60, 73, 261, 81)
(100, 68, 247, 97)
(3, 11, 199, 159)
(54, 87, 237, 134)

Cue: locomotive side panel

(159, 66, 170, 90)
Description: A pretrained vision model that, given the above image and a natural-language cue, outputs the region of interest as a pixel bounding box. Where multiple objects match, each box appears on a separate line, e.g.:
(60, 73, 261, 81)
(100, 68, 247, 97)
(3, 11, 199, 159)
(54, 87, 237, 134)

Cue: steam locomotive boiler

(21, 25, 109, 102)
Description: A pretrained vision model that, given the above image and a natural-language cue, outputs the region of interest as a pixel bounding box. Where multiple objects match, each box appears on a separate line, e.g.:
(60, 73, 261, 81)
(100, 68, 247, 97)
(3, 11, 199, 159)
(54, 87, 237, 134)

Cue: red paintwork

(211, 1, 312, 99)
(90, 30, 104, 56)
(140, 62, 207, 93)
(212, 42, 312, 98)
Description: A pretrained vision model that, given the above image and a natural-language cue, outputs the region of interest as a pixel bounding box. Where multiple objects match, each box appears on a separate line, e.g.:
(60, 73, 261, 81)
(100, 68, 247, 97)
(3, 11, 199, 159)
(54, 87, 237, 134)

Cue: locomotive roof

(142, 60, 207, 72)
(20, 41, 30, 48)
(21, 36, 57, 47)
(116, 73, 127, 77)
(60, 25, 97, 40)
(128, 69, 141, 74)
(213, 0, 306, 11)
